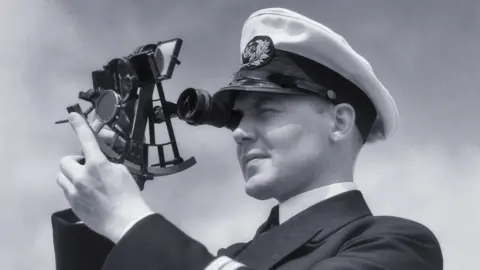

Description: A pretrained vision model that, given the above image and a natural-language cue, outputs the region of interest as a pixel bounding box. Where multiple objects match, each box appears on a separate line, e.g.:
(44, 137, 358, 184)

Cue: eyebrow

(253, 95, 277, 109)
(233, 93, 279, 111)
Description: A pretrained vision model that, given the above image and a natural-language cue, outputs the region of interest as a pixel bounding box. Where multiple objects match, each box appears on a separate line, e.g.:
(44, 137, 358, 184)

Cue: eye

(255, 108, 280, 119)
(257, 107, 278, 114)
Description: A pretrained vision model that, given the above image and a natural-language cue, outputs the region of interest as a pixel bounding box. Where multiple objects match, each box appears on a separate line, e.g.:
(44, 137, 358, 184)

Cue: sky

(0, 0, 479, 269)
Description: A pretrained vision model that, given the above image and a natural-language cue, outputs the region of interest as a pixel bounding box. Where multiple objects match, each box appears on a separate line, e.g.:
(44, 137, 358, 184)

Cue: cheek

(265, 124, 326, 171)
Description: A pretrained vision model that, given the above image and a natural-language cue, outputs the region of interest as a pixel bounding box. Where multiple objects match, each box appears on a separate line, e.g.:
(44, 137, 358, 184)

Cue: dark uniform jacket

(51, 190, 443, 270)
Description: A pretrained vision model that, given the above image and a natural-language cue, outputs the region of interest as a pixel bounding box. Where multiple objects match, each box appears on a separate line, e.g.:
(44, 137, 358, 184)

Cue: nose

(232, 115, 256, 145)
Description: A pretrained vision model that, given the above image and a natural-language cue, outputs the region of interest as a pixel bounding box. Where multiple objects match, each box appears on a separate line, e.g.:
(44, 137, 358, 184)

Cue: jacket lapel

(218, 206, 280, 258)
(234, 190, 372, 269)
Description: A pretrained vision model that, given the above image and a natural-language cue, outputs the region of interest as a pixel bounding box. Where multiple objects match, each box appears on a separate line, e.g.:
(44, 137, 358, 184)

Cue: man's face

(232, 91, 333, 201)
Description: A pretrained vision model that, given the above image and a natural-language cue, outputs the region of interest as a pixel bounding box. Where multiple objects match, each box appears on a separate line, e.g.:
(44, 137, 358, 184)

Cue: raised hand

(56, 112, 153, 243)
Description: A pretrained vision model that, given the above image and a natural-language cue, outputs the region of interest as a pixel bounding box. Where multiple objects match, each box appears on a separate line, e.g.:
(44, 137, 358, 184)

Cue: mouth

(242, 153, 269, 166)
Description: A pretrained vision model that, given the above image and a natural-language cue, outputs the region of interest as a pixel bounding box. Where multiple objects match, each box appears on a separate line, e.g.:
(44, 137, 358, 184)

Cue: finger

(97, 128, 116, 145)
(98, 130, 127, 152)
(56, 171, 77, 196)
(59, 155, 85, 183)
(91, 118, 106, 134)
(69, 112, 106, 162)
(102, 124, 113, 131)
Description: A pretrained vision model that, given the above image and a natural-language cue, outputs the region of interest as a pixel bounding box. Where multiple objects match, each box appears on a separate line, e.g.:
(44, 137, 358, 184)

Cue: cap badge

(240, 35, 274, 70)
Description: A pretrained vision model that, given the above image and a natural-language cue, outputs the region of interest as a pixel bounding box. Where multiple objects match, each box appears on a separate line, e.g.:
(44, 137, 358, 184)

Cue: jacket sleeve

(101, 213, 216, 270)
(52, 209, 247, 270)
(51, 209, 114, 270)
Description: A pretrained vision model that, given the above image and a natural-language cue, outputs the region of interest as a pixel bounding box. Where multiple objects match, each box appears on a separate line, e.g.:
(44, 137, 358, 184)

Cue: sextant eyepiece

(177, 88, 241, 129)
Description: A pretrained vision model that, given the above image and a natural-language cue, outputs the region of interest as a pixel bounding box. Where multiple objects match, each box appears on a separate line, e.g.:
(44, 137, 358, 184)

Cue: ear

(329, 103, 356, 142)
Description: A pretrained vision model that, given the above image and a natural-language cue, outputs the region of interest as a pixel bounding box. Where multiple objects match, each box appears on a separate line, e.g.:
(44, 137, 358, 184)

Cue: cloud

(356, 141, 480, 270)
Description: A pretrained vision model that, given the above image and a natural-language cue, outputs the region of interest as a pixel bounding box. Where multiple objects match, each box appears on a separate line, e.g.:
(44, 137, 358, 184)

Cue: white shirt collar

(278, 182, 358, 224)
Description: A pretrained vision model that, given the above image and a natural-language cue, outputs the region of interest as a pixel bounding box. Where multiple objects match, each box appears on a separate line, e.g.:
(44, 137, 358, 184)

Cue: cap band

(228, 49, 378, 141)
(231, 70, 331, 98)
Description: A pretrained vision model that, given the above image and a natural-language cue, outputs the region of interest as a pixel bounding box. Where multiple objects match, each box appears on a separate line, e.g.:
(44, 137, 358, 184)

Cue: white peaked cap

(217, 8, 399, 143)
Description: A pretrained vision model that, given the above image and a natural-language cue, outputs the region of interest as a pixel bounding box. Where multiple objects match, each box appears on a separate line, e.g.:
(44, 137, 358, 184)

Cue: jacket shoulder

(341, 215, 443, 262)
(326, 215, 444, 269)
(357, 215, 440, 242)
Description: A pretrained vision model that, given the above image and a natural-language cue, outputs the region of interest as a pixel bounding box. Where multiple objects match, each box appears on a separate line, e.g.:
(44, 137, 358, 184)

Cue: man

(52, 7, 443, 270)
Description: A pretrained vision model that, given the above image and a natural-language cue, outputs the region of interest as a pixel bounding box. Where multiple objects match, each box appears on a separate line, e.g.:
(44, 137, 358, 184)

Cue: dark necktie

(229, 205, 280, 259)
(232, 205, 284, 267)
(260, 205, 280, 235)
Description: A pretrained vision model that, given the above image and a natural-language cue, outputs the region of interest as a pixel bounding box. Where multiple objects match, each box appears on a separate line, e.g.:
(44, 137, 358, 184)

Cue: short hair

(303, 93, 365, 148)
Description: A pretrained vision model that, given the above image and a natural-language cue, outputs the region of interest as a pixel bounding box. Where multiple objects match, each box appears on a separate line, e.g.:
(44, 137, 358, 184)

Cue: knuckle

(87, 156, 108, 168)
(115, 163, 130, 174)
(73, 181, 89, 192)
(84, 141, 99, 153)
(56, 172, 67, 184)
(55, 174, 63, 187)
(68, 189, 79, 199)
(67, 192, 79, 206)
(69, 171, 86, 186)
(97, 156, 109, 166)
(70, 175, 91, 192)
(58, 156, 69, 168)
(64, 186, 78, 198)
(113, 163, 125, 170)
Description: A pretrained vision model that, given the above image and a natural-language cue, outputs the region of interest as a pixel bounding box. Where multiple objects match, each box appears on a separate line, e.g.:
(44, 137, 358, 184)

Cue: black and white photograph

(0, 0, 478, 269)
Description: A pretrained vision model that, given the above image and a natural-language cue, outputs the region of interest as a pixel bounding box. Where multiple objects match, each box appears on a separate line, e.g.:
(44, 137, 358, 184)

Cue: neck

(276, 168, 354, 203)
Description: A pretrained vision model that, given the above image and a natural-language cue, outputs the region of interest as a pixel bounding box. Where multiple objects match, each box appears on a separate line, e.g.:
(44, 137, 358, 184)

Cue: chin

(244, 173, 277, 200)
